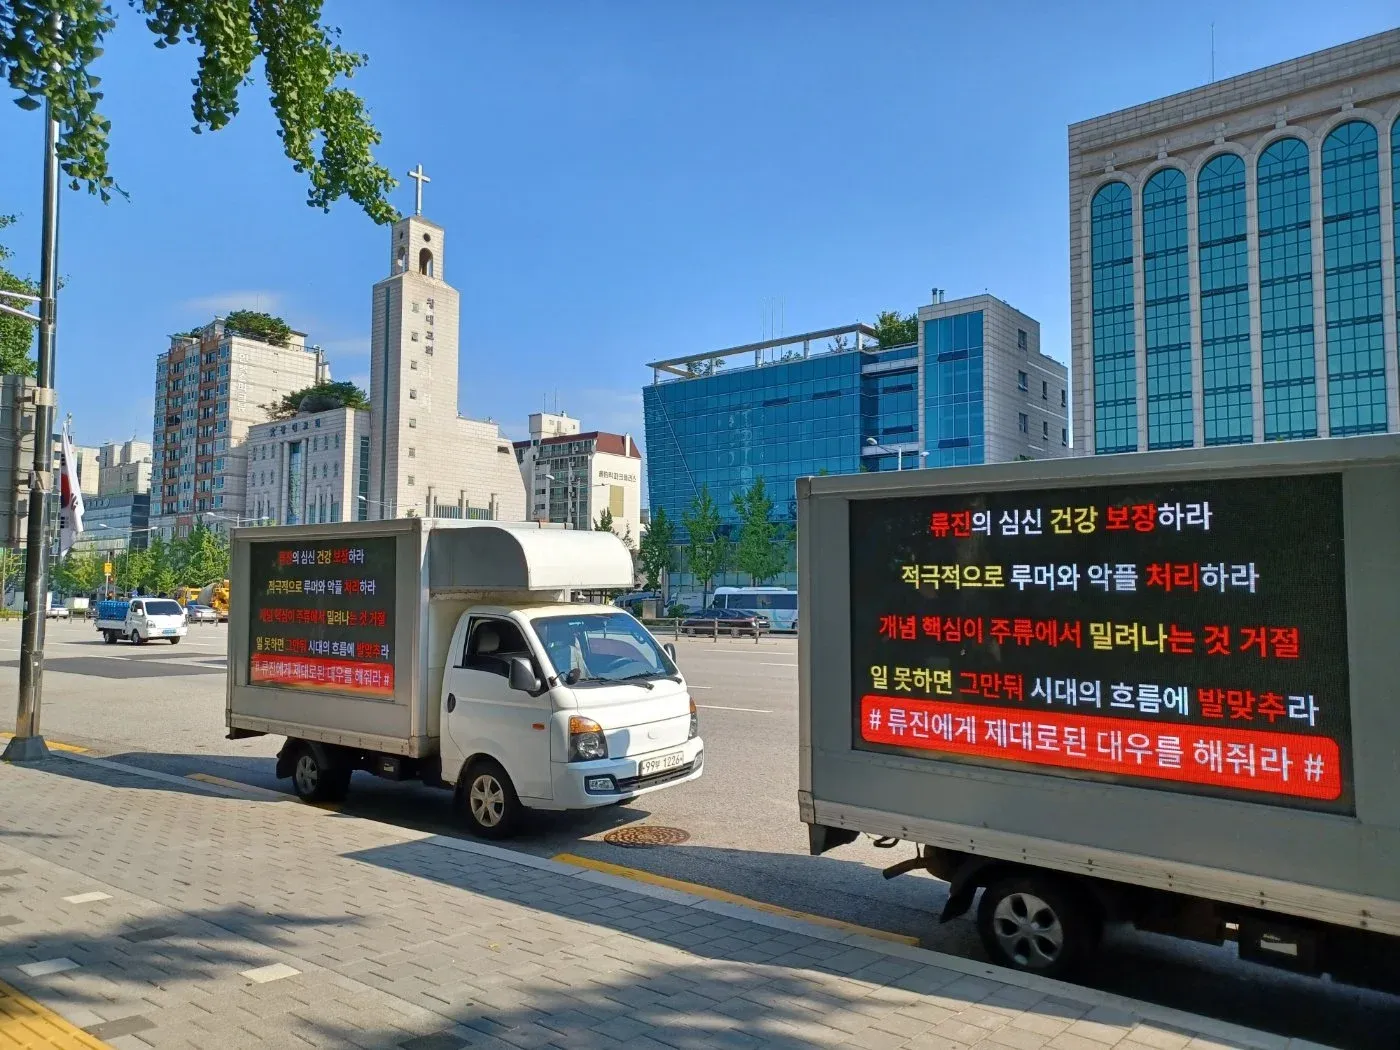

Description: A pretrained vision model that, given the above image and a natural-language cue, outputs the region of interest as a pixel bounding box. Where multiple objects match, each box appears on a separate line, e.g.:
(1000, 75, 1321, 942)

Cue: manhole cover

(603, 825, 690, 847)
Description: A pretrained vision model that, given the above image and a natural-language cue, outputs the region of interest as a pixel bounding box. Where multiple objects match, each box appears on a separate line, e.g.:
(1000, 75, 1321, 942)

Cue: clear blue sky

(0, 2, 1393, 451)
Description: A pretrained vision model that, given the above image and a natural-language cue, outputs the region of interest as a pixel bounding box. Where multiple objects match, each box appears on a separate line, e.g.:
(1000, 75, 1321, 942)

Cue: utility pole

(4, 65, 62, 762)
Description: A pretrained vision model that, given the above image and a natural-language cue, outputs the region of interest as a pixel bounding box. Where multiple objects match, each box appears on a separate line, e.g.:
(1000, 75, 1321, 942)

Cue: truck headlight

(568, 716, 608, 762)
(688, 698, 698, 740)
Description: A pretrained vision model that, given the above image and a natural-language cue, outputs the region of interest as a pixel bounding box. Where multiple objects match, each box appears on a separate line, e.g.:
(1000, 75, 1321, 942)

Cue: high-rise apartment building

(1070, 29, 1400, 454)
(151, 318, 326, 537)
(366, 205, 525, 522)
(97, 439, 152, 497)
(514, 412, 643, 542)
(643, 293, 1067, 592)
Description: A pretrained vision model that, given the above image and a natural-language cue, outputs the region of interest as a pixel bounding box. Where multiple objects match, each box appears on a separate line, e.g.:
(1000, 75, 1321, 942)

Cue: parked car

(45, 604, 70, 620)
(679, 607, 769, 637)
(183, 604, 219, 624)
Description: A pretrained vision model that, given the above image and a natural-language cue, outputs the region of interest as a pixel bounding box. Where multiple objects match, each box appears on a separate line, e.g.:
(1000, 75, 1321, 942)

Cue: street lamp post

(865, 437, 906, 470)
(3, 56, 64, 763)
(356, 495, 398, 518)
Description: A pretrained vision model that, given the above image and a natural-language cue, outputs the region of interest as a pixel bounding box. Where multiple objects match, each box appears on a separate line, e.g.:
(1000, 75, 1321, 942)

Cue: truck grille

(615, 761, 696, 792)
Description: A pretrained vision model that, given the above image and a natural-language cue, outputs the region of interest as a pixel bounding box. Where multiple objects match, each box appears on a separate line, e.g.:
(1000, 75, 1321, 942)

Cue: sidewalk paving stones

(0, 754, 1338, 1050)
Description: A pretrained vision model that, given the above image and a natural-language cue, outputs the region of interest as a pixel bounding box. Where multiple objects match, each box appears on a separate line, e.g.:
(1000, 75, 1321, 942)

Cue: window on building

(1042, 420, 1049, 438)
(1017, 371, 1028, 391)
(1041, 380, 1048, 400)
(1143, 167, 1193, 450)
(1062, 427, 1068, 445)
(411, 331, 419, 342)
(407, 476, 415, 486)
(409, 389, 417, 399)
(1061, 389, 1067, 408)
(1258, 138, 1317, 440)
(408, 418, 416, 428)
(1017, 329, 1028, 352)
(1090, 181, 1137, 453)
(412, 301, 420, 313)
(1198, 152, 1253, 445)
(1018, 413, 1028, 433)
(408, 448, 415, 458)
(410, 359, 418, 370)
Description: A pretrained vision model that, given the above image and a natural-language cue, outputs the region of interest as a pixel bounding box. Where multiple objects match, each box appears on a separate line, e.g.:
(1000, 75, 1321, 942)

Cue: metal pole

(5, 90, 62, 762)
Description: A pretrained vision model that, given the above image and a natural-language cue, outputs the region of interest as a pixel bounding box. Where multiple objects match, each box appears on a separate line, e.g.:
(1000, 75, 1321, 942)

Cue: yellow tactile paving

(0, 978, 109, 1048)
(0, 734, 89, 755)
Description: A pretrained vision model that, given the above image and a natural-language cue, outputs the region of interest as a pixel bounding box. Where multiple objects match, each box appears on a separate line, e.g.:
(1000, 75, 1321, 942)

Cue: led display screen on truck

(246, 536, 398, 698)
(849, 473, 1353, 815)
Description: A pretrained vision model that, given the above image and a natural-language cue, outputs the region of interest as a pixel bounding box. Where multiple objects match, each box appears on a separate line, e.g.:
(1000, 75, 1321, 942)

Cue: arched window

(1142, 168, 1192, 449)
(1090, 182, 1136, 454)
(1394, 116, 1400, 368)
(1257, 138, 1317, 440)
(1322, 120, 1385, 436)
(418, 248, 435, 277)
(1197, 154, 1252, 445)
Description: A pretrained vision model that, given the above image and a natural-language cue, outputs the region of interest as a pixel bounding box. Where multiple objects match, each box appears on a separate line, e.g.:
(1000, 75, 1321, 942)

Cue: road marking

(697, 704, 772, 714)
(18, 958, 79, 978)
(240, 962, 300, 983)
(551, 853, 918, 946)
(61, 892, 111, 905)
(0, 733, 89, 754)
(0, 976, 110, 1047)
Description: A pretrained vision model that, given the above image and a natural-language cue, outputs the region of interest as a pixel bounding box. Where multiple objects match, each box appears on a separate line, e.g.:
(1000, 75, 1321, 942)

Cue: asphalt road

(2, 618, 1396, 1049)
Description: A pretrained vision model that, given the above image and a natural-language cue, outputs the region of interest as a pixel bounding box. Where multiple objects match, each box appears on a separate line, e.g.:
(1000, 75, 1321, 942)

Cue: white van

(94, 597, 189, 645)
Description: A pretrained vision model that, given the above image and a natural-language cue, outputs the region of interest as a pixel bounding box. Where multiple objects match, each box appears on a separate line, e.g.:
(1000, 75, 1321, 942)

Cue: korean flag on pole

(59, 424, 85, 556)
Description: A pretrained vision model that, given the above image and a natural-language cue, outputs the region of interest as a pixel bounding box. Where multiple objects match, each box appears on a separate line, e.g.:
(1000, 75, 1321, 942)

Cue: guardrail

(638, 617, 773, 644)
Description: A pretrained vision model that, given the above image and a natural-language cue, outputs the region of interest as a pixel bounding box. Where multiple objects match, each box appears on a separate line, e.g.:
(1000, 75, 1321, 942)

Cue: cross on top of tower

(407, 164, 431, 216)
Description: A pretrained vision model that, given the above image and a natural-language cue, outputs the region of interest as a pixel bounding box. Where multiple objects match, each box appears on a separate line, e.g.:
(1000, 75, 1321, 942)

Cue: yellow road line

(0, 733, 89, 754)
(186, 773, 285, 799)
(0, 977, 111, 1048)
(552, 853, 918, 946)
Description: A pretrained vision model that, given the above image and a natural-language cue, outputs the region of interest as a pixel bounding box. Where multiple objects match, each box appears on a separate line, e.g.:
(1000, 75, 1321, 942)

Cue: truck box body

(226, 518, 635, 759)
(798, 436, 1400, 940)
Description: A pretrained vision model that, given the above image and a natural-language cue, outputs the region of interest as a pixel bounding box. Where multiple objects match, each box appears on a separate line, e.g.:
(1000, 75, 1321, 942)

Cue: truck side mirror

(663, 642, 677, 662)
(508, 656, 540, 694)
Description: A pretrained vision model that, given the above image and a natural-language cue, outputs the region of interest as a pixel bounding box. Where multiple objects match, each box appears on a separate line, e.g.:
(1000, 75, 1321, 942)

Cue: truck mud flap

(807, 823, 859, 856)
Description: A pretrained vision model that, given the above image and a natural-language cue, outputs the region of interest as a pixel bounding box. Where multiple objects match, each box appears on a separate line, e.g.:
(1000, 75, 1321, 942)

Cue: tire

(102, 630, 117, 645)
(976, 874, 1101, 979)
(290, 742, 351, 803)
(169, 636, 181, 645)
(133, 631, 149, 646)
(458, 759, 523, 840)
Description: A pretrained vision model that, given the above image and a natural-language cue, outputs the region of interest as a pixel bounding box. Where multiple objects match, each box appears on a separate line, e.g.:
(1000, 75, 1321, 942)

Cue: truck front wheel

(976, 874, 1101, 979)
(458, 759, 522, 840)
(290, 743, 351, 803)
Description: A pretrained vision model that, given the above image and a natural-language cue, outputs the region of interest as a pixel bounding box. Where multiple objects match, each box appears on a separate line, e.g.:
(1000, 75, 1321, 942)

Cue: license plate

(162, 629, 176, 636)
(639, 751, 685, 777)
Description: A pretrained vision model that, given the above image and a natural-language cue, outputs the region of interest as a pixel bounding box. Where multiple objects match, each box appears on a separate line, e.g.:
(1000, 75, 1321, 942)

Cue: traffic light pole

(3, 92, 62, 763)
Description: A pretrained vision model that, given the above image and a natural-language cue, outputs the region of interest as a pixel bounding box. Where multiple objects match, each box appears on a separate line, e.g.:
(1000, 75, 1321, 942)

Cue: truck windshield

(532, 612, 676, 686)
(144, 600, 183, 617)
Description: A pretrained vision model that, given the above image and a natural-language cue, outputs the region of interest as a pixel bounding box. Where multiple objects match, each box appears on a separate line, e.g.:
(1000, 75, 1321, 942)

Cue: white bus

(712, 586, 798, 631)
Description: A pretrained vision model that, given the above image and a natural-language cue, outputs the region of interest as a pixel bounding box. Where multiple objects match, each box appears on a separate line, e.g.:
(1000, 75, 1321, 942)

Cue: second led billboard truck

(226, 519, 703, 837)
(798, 435, 1400, 993)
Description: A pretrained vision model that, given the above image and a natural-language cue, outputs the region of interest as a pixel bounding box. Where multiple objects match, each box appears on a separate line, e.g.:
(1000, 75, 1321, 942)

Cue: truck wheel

(169, 637, 181, 645)
(976, 874, 1100, 979)
(290, 743, 351, 803)
(459, 759, 522, 840)
(133, 631, 149, 646)
(102, 630, 117, 644)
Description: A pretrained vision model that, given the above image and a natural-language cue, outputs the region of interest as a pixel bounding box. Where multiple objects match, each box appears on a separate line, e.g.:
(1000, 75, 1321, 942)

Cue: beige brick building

(366, 207, 525, 521)
(1070, 29, 1400, 454)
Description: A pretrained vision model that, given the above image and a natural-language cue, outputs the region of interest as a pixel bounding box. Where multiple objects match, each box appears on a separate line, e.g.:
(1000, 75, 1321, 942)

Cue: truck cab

(441, 603, 701, 836)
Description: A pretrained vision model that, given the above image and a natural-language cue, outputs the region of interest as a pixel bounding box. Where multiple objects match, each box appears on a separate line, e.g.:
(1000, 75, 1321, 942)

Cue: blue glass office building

(1070, 30, 1400, 453)
(644, 296, 1069, 596)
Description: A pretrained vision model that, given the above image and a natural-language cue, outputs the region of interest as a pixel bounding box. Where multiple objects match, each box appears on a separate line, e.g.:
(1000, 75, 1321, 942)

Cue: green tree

(637, 506, 675, 594)
(224, 309, 291, 347)
(0, 215, 37, 376)
(595, 507, 615, 533)
(177, 523, 228, 586)
(53, 550, 102, 595)
(267, 379, 369, 420)
(142, 534, 177, 595)
(1, 1, 396, 222)
(873, 309, 918, 348)
(732, 476, 790, 585)
(680, 486, 729, 607)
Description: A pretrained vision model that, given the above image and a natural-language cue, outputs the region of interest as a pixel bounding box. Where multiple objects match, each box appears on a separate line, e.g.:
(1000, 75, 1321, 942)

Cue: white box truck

(226, 518, 704, 837)
(797, 436, 1400, 994)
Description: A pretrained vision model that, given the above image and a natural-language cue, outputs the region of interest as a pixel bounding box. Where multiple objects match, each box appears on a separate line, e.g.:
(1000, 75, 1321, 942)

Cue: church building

(365, 169, 526, 522)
